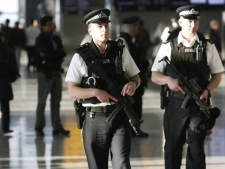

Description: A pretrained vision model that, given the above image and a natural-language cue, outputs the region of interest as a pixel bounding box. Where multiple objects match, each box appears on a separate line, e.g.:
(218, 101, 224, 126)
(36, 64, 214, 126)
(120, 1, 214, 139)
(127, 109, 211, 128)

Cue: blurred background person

(151, 21, 166, 61)
(13, 21, 26, 70)
(25, 19, 41, 71)
(0, 30, 20, 134)
(34, 15, 69, 137)
(135, 19, 151, 61)
(1, 19, 14, 47)
(135, 19, 151, 112)
(118, 16, 149, 137)
(161, 14, 180, 42)
(205, 19, 222, 58)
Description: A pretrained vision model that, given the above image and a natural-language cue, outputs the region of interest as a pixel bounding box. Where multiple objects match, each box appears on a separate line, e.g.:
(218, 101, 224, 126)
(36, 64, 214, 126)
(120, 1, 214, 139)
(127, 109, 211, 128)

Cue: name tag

(184, 49, 195, 53)
(101, 59, 110, 64)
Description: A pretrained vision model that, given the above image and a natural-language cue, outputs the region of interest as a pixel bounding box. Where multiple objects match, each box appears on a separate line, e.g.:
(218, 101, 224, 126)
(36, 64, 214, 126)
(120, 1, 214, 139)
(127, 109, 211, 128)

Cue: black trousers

(35, 72, 62, 131)
(26, 46, 36, 67)
(0, 100, 10, 131)
(82, 110, 131, 169)
(132, 86, 145, 120)
(164, 97, 206, 169)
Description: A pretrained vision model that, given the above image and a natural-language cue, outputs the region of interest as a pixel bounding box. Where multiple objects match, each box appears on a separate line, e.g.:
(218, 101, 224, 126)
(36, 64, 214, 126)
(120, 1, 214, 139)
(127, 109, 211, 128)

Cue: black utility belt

(90, 106, 108, 113)
(87, 105, 116, 113)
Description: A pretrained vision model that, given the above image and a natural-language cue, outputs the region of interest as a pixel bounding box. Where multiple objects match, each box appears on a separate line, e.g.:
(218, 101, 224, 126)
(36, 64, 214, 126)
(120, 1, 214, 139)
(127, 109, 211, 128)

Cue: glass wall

(0, 0, 59, 30)
(0, 0, 20, 27)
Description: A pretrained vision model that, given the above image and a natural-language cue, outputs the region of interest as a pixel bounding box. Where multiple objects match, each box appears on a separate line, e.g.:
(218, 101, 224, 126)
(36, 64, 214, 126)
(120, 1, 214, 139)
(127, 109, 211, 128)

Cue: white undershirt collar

(177, 32, 200, 47)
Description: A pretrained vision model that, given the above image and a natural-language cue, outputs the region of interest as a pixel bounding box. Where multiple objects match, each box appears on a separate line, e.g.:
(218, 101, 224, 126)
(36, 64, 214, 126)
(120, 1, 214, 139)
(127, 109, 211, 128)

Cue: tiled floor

(0, 52, 225, 169)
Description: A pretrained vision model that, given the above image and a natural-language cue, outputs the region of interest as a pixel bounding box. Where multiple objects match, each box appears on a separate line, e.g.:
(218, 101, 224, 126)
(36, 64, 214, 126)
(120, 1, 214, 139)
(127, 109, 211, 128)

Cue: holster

(74, 100, 86, 129)
(160, 85, 169, 109)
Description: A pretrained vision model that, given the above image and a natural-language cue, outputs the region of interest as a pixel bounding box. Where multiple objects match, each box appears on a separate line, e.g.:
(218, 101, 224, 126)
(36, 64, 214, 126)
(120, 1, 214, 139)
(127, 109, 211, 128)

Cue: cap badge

(179, 8, 199, 16)
(98, 11, 107, 18)
(86, 11, 108, 24)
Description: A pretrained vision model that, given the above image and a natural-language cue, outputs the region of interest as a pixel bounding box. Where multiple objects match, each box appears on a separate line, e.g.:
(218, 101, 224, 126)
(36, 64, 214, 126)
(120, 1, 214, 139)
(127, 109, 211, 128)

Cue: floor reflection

(0, 55, 225, 168)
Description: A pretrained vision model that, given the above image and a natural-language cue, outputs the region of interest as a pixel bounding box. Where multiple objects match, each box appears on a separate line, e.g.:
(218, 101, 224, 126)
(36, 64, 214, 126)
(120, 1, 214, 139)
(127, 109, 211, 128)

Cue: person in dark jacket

(205, 20, 222, 56)
(35, 15, 69, 137)
(13, 21, 26, 69)
(118, 16, 149, 137)
(0, 30, 19, 134)
(1, 19, 14, 47)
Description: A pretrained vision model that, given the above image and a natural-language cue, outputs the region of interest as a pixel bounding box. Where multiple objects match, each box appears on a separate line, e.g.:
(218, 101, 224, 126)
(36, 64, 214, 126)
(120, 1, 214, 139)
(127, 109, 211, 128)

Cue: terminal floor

(0, 54, 225, 169)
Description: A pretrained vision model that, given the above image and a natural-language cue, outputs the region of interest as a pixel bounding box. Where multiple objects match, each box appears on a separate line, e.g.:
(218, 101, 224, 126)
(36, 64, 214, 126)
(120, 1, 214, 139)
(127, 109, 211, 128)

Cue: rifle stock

(159, 56, 211, 118)
(88, 60, 142, 135)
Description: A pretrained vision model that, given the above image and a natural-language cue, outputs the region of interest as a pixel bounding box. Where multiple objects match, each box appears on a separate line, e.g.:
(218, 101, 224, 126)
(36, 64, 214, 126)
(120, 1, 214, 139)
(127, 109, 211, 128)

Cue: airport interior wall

(59, 10, 224, 58)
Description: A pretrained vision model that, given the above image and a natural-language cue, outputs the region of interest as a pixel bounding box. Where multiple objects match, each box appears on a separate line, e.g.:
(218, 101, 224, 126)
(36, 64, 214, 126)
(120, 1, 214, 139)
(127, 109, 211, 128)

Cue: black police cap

(176, 5, 202, 20)
(83, 8, 110, 24)
(122, 16, 140, 26)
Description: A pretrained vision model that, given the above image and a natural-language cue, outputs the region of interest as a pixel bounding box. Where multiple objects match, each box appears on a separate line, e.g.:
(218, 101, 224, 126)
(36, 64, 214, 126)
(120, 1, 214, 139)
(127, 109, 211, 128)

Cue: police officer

(65, 9, 141, 169)
(118, 16, 149, 137)
(151, 5, 224, 169)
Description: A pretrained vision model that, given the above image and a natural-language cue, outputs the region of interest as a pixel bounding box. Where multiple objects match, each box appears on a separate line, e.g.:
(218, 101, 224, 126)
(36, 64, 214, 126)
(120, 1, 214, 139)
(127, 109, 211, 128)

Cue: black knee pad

(189, 107, 220, 133)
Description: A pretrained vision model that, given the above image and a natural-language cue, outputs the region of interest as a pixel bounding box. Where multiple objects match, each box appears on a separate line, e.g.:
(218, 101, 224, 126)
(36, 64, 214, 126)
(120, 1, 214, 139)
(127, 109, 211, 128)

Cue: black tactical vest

(164, 36, 211, 88)
(76, 40, 127, 103)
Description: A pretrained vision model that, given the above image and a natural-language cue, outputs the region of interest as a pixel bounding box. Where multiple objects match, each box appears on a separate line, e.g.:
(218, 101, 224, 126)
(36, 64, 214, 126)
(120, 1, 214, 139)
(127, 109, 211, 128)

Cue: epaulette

(163, 40, 171, 44)
(205, 39, 214, 44)
(75, 43, 89, 52)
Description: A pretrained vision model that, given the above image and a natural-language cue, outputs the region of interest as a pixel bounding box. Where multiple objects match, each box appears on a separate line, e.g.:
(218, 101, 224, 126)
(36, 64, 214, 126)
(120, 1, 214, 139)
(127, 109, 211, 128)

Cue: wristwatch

(204, 87, 211, 97)
(130, 79, 138, 87)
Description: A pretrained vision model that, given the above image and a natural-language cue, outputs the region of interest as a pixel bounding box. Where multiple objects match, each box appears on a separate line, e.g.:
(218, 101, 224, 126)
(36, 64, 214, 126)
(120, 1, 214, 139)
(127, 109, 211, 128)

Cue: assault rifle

(88, 60, 143, 135)
(158, 56, 211, 118)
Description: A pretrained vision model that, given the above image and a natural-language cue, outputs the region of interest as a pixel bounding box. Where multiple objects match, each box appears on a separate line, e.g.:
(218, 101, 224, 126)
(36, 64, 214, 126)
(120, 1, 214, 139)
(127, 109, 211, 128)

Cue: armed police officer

(65, 8, 141, 169)
(151, 5, 224, 169)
